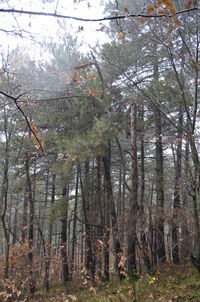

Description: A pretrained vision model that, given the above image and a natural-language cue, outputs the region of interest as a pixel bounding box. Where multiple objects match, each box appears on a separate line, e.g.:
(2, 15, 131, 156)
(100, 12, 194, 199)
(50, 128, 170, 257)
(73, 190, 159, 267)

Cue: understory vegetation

(31, 264, 200, 302)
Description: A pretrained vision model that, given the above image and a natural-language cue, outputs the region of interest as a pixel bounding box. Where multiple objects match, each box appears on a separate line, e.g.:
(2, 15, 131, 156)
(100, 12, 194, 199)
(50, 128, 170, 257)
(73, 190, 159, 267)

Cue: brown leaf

(147, 6, 155, 14)
(118, 28, 125, 40)
(187, 0, 192, 9)
(175, 18, 181, 27)
(158, 9, 167, 15)
(124, 7, 129, 14)
(140, 18, 146, 25)
(162, 0, 176, 13)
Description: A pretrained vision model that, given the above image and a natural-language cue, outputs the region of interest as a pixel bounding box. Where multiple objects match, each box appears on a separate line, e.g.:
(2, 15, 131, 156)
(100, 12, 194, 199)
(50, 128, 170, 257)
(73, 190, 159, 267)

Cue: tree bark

(44, 173, 56, 291)
(172, 108, 183, 263)
(127, 102, 138, 277)
(79, 163, 96, 283)
(102, 141, 125, 280)
(60, 185, 69, 284)
(139, 104, 151, 272)
(155, 106, 166, 264)
(71, 166, 79, 275)
(25, 154, 36, 293)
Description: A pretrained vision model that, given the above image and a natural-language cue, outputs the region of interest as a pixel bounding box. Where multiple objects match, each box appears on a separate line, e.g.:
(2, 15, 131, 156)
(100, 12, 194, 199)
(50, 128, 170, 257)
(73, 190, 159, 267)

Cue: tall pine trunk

(44, 173, 56, 290)
(60, 186, 69, 284)
(155, 107, 166, 264)
(172, 108, 183, 263)
(25, 154, 36, 293)
(103, 141, 125, 280)
(127, 102, 138, 277)
(71, 167, 79, 275)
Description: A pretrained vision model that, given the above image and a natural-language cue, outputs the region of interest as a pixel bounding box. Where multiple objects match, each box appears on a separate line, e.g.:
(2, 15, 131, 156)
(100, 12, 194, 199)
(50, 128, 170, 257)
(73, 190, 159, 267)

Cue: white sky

(0, 0, 110, 58)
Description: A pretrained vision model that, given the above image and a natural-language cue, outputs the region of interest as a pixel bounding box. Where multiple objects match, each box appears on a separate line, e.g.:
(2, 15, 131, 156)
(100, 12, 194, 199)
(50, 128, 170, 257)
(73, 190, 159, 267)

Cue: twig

(0, 90, 45, 155)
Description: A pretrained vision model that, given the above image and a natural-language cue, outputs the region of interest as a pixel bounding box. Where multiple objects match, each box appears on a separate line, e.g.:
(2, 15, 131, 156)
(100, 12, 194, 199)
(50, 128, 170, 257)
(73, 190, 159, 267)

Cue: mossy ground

(31, 263, 200, 302)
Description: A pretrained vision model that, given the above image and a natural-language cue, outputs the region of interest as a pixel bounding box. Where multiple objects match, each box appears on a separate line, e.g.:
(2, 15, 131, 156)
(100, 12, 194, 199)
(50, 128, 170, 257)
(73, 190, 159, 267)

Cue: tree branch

(0, 90, 45, 155)
(0, 7, 198, 22)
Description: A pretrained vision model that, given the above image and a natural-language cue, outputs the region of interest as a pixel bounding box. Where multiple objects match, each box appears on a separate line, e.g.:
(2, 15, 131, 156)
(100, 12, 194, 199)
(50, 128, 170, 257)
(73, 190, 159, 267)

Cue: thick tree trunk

(79, 163, 96, 283)
(127, 102, 138, 277)
(103, 141, 125, 280)
(139, 104, 151, 272)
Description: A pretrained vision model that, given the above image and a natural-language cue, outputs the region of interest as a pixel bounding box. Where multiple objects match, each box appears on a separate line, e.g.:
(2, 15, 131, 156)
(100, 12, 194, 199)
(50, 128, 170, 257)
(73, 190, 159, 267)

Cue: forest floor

(30, 263, 200, 302)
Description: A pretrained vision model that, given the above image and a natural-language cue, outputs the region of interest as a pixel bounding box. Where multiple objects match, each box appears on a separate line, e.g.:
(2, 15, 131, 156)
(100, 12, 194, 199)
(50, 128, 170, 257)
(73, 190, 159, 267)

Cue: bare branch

(0, 90, 45, 155)
(0, 7, 198, 22)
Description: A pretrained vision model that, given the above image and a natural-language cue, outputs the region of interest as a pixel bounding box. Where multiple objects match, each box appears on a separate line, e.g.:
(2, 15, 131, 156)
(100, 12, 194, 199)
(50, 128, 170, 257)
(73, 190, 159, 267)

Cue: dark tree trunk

(22, 178, 28, 243)
(44, 173, 56, 291)
(1, 146, 10, 278)
(12, 203, 18, 245)
(139, 104, 151, 273)
(60, 186, 69, 284)
(71, 166, 79, 275)
(127, 102, 138, 277)
(102, 173, 110, 280)
(96, 157, 103, 278)
(102, 141, 125, 280)
(172, 108, 183, 263)
(154, 106, 166, 264)
(79, 163, 96, 283)
(25, 155, 36, 294)
(181, 121, 190, 258)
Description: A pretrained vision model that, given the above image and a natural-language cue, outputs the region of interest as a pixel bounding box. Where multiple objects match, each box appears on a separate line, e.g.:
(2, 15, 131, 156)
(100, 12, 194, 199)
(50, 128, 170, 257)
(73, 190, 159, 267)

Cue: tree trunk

(79, 163, 96, 283)
(26, 154, 36, 293)
(172, 108, 183, 263)
(102, 173, 109, 280)
(139, 104, 151, 272)
(44, 173, 56, 291)
(60, 186, 69, 284)
(127, 102, 138, 277)
(155, 106, 166, 264)
(71, 166, 79, 275)
(181, 122, 190, 259)
(102, 141, 125, 280)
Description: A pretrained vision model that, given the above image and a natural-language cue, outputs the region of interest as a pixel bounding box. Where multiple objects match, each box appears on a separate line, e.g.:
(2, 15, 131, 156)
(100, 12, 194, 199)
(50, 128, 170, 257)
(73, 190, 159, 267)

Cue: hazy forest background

(0, 0, 199, 301)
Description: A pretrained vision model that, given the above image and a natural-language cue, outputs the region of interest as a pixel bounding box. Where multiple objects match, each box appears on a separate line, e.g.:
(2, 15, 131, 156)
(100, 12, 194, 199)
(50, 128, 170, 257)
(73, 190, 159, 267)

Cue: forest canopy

(0, 0, 199, 301)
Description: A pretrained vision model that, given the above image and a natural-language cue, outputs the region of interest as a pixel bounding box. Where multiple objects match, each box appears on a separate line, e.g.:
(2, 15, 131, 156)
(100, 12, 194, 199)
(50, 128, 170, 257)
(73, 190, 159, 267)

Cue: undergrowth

(29, 263, 200, 302)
